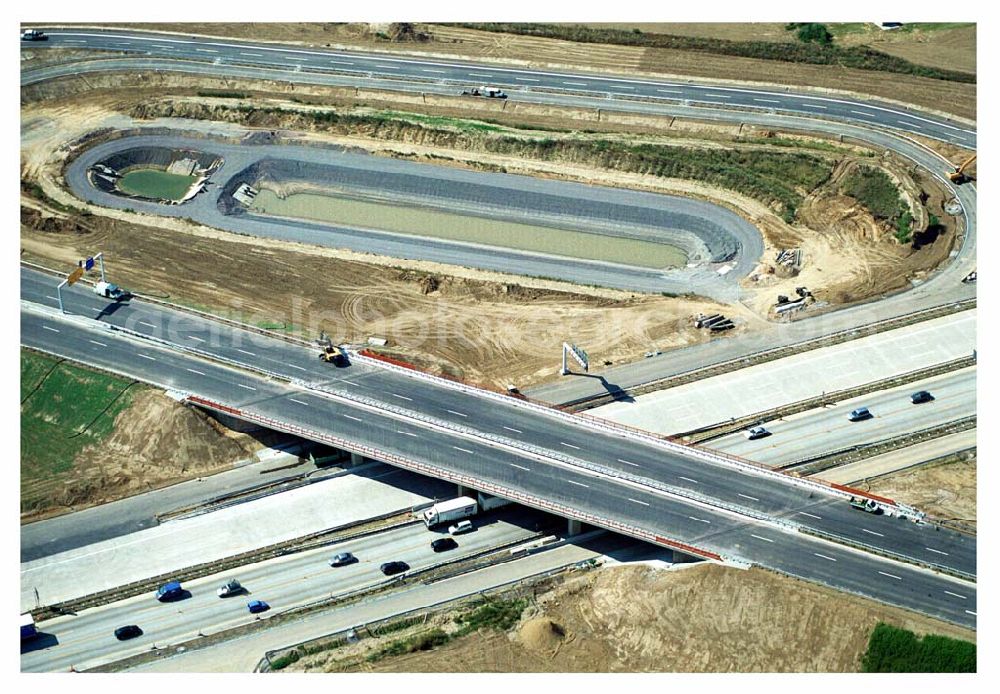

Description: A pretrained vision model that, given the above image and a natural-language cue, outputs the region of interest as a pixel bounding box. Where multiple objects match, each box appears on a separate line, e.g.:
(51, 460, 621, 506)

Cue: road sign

(84, 257, 95, 271)
(66, 267, 84, 285)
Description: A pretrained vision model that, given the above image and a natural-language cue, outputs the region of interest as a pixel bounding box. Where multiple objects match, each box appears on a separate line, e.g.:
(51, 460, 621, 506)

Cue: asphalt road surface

(20, 301, 977, 628)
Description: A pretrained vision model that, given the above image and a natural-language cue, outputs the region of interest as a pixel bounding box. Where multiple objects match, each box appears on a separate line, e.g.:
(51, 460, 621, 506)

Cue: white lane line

(753, 97, 781, 103)
(560, 441, 581, 450)
(446, 409, 467, 417)
(287, 56, 309, 61)
(750, 534, 774, 543)
(678, 476, 699, 484)
(697, 100, 730, 106)
(288, 365, 307, 371)
(185, 368, 205, 376)
(862, 528, 884, 537)
(138, 354, 156, 361)
(195, 48, 218, 53)
(515, 77, 539, 82)
(468, 72, 494, 77)
(850, 109, 876, 117)
(340, 380, 361, 387)
(239, 52, 263, 57)
(374, 64, 400, 70)
(657, 88, 682, 94)
(188, 335, 205, 342)
(608, 84, 634, 89)
(509, 463, 530, 472)
(562, 81, 587, 86)
(618, 458, 640, 467)
(46, 295, 59, 301)
(965, 610, 977, 616)
(688, 516, 711, 524)
(42, 326, 60, 333)
(925, 546, 950, 556)
(798, 511, 822, 520)
(627, 498, 650, 506)
(814, 552, 837, 562)
(878, 571, 902, 580)
(288, 398, 309, 406)
(236, 383, 256, 391)
(738, 493, 759, 502)
(342, 414, 362, 423)
(944, 591, 967, 600)
(422, 68, 447, 73)
(503, 426, 522, 434)
(452, 446, 474, 455)
(391, 393, 413, 401)
(567, 480, 589, 488)
(397, 431, 418, 438)
(902, 121, 924, 130)
(705, 93, 731, 98)
(139, 321, 156, 328)
(88, 340, 108, 347)
(236, 348, 256, 356)
(328, 60, 354, 65)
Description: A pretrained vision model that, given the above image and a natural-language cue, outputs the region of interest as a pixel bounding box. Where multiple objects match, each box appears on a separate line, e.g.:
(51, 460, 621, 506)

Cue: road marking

(288, 365, 307, 371)
(850, 109, 875, 117)
(608, 84, 634, 89)
(446, 409, 467, 417)
(562, 81, 587, 86)
(944, 591, 967, 600)
(627, 498, 650, 506)
(239, 52, 263, 57)
(42, 326, 60, 333)
(902, 121, 924, 130)
(798, 511, 822, 520)
(186, 368, 206, 376)
(288, 398, 309, 406)
(678, 476, 699, 484)
(138, 354, 156, 361)
(327, 60, 354, 65)
(88, 340, 108, 347)
(705, 93, 731, 98)
(397, 431, 418, 437)
(390, 393, 413, 401)
(657, 88, 682, 94)
(452, 446, 474, 454)
(965, 610, 977, 616)
(688, 516, 711, 524)
(188, 335, 205, 342)
(750, 534, 774, 543)
(925, 546, 950, 556)
(468, 73, 494, 77)
(139, 321, 156, 328)
(567, 480, 589, 488)
(878, 571, 902, 580)
(287, 56, 309, 61)
(813, 552, 837, 562)
(503, 426, 522, 434)
(342, 414, 363, 423)
(195, 48, 218, 53)
(422, 68, 447, 73)
(753, 97, 781, 103)
(236, 348, 256, 356)
(618, 458, 640, 467)
(46, 295, 59, 301)
(560, 441, 581, 450)
(236, 384, 256, 391)
(738, 493, 759, 502)
(697, 100, 729, 106)
(509, 463, 530, 472)
(862, 528, 884, 537)
(515, 77, 539, 82)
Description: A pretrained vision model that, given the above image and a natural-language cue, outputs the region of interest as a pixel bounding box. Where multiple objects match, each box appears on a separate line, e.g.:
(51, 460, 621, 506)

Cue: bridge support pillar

(349, 452, 365, 466)
(671, 549, 703, 564)
(566, 518, 583, 536)
(457, 484, 475, 499)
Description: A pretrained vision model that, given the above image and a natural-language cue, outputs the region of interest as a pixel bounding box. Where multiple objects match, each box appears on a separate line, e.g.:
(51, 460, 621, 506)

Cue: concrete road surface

(820, 429, 977, 486)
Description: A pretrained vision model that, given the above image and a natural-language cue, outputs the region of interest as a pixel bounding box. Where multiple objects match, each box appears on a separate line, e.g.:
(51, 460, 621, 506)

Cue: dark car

(329, 552, 357, 567)
(247, 600, 270, 614)
(114, 625, 143, 641)
(380, 561, 409, 576)
(848, 406, 873, 422)
(156, 581, 183, 602)
(744, 426, 770, 440)
(431, 538, 458, 553)
(21, 29, 47, 41)
(910, 390, 934, 404)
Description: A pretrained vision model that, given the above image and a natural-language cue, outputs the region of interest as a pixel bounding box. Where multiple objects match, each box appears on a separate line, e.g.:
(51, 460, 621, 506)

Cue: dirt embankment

(867, 458, 977, 528)
(290, 563, 974, 673)
(23, 389, 264, 523)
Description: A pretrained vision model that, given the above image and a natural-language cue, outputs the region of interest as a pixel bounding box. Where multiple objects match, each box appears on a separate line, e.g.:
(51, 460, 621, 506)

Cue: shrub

(796, 24, 833, 44)
(861, 623, 975, 672)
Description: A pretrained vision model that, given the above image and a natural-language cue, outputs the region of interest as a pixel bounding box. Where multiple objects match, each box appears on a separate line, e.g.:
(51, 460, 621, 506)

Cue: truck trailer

(421, 493, 514, 528)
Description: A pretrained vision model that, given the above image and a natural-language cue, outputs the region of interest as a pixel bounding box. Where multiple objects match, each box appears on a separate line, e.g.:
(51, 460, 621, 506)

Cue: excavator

(948, 153, 976, 184)
(318, 334, 349, 367)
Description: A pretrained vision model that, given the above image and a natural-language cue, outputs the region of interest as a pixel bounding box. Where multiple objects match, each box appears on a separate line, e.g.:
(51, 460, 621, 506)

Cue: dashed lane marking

(678, 476, 699, 484)
(618, 458, 640, 467)
(925, 547, 950, 556)
(188, 335, 205, 342)
(139, 321, 156, 328)
(236, 384, 256, 391)
(88, 340, 108, 347)
(390, 393, 413, 401)
(42, 326, 60, 333)
(509, 463, 530, 472)
(750, 534, 774, 543)
(878, 571, 902, 580)
(288, 398, 309, 406)
(138, 354, 155, 361)
(944, 591, 967, 600)
(397, 431, 418, 438)
(798, 511, 822, 520)
(560, 442, 580, 450)
(452, 446, 474, 455)
(503, 426, 522, 434)
(738, 493, 759, 502)
(688, 516, 711, 524)
(185, 368, 205, 376)
(627, 498, 650, 506)
(862, 528, 884, 537)
(447, 410, 467, 417)
(288, 365, 307, 371)
(814, 552, 837, 562)
(236, 349, 256, 356)
(567, 480, 589, 488)
(342, 414, 363, 423)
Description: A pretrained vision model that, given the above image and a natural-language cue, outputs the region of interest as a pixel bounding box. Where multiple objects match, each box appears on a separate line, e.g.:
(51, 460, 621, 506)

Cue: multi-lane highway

(20, 277, 976, 627)
(22, 512, 549, 672)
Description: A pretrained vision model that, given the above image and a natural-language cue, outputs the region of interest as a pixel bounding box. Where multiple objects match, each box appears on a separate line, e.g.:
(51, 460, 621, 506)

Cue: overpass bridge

(20, 270, 977, 627)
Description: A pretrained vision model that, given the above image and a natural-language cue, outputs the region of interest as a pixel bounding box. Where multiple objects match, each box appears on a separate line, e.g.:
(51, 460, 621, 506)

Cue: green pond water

(250, 189, 686, 269)
(118, 169, 199, 201)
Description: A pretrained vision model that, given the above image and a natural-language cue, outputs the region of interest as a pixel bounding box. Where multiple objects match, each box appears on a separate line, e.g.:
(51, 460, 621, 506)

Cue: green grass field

(861, 623, 975, 672)
(20, 350, 142, 513)
(118, 169, 198, 201)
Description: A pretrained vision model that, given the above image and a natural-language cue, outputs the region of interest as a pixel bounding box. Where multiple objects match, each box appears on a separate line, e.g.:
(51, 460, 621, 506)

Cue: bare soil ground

(865, 458, 977, 528)
(23, 389, 265, 523)
(288, 563, 974, 673)
(70, 22, 975, 121)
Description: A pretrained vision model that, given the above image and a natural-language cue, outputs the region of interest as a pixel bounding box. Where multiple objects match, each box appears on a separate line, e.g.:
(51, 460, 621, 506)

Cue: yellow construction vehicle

(948, 154, 976, 184)
(318, 334, 349, 367)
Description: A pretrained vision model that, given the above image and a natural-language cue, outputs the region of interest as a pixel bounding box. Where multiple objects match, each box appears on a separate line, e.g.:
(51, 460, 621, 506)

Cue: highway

(20, 299, 977, 628)
(21, 510, 551, 672)
(708, 368, 976, 466)
(20, 269, 977, 581)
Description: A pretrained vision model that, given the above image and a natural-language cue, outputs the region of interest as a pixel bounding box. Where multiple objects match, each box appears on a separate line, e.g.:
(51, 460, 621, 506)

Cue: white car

(744, 426, 770, 440)
(217, 579, 242, 598)
(448, 520, 474, 535)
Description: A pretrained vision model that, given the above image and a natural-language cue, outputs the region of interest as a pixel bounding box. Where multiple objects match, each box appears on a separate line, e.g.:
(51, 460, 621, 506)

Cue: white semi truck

(421, 493, 513, 528)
